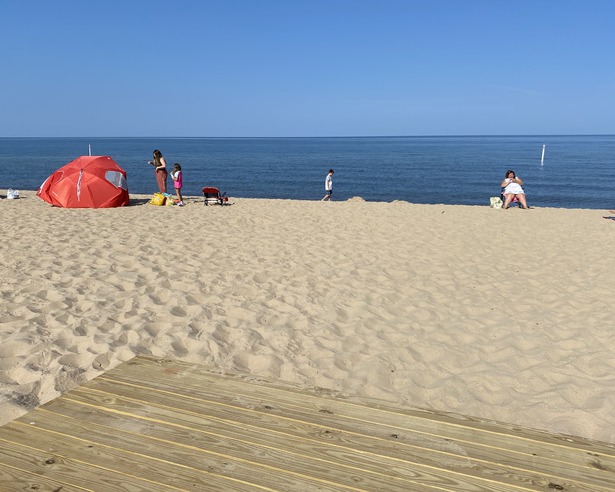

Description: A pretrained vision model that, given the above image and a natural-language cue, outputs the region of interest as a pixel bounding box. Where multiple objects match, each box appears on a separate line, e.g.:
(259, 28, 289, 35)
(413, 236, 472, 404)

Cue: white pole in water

(88, 144, 92, 156)
(541, 144, 546, 165)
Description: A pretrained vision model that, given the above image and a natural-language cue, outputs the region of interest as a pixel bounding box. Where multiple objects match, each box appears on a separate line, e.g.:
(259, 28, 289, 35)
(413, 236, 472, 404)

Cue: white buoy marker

(88, 144, 92, 156)
(541, 144, 545, 165)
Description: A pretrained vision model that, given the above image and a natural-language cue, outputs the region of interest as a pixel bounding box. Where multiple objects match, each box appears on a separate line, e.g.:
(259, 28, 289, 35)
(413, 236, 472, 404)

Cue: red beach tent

(37, 156, 129, 208)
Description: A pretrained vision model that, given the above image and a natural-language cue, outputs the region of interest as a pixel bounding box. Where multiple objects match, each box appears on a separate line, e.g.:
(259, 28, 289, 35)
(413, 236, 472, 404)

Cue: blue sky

(1, 0, 613, 136)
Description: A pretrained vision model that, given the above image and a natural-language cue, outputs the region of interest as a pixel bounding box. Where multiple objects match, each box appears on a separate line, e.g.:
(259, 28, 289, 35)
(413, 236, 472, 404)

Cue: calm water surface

(1, 135, 613, 209)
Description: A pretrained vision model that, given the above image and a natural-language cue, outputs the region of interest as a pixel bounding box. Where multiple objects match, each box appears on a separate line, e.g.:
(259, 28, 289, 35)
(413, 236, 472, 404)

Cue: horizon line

(1, 133, 614, 139)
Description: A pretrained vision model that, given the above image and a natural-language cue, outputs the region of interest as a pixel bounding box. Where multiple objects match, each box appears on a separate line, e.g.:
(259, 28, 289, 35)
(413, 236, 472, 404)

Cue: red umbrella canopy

(37, 156, 129, 208)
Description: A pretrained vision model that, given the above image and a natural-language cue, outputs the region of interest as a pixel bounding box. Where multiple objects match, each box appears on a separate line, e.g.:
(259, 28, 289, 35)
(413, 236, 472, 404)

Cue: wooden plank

(25, 399, 487, 492)
(61, 379, 612, 492)
(0, 436, 175, 492)
(94, 357, 615, 485)
(0, 424, 285, 492)
(1, 355, 614, 492)
(0, 462, 88, 492)
(109, 356, 615, 457)
(96, 366, 615, 468)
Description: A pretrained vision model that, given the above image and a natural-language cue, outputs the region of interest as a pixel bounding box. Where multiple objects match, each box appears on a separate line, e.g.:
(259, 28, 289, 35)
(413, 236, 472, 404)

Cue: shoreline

(2, 191, 615, 443)
(2, 134, 613, 210)
(3, 188, 613, 211)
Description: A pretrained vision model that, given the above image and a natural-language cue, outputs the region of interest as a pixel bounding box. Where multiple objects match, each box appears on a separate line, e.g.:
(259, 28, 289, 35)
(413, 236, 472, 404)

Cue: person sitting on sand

(501, 169, 529, 209)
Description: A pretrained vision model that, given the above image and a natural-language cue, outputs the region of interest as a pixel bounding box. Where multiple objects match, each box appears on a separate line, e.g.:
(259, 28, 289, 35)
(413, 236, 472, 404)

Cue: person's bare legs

(175, 188, 184, 206)
(503, 194, 513, 209)
(517, 194, 529, 209)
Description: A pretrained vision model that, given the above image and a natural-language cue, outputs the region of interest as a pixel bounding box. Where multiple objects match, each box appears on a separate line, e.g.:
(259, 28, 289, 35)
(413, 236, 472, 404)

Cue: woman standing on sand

(148, 149, 168, 193)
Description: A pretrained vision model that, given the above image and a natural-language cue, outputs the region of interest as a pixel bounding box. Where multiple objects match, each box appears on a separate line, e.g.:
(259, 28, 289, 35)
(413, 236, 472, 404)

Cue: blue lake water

(1, 135, 613, 209)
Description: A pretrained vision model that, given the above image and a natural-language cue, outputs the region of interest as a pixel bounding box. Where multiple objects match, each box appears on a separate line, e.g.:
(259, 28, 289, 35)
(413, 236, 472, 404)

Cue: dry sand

(1, 191, 614, 443)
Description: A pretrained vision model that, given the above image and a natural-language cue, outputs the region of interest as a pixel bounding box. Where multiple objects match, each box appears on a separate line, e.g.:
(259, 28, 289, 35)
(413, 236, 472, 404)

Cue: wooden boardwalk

(0, 356, 614, 491)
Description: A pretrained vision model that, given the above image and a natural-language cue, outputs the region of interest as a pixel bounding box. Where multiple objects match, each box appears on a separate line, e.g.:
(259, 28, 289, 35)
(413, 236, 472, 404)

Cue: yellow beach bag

(149, 192, 166, 206)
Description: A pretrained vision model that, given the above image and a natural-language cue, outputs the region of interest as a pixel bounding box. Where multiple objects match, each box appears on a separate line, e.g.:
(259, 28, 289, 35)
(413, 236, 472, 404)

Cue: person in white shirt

(321, 169, 334, 201)
(501, 169, 529, 209)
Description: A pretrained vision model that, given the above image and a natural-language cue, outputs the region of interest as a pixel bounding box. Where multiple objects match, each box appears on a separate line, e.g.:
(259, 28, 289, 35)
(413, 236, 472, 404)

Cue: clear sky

(1, 0, 613, 137)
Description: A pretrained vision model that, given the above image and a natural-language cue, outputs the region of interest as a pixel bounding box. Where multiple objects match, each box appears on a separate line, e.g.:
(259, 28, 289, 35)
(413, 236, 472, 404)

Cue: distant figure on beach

(171, 163, 185, 207)
(148, 149, 168, 193)
(321, 169, 334, 201)
(501, 169, 529, 209)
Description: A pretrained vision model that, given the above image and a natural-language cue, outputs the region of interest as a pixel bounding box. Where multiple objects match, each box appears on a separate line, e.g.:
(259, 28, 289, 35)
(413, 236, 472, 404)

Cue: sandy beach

(1, 191, 614, 444)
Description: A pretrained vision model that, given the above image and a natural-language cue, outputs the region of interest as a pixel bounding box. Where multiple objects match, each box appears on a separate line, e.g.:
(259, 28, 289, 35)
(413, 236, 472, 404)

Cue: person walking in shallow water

(148, 149, 168, 193)
(321, 169, 334, 201)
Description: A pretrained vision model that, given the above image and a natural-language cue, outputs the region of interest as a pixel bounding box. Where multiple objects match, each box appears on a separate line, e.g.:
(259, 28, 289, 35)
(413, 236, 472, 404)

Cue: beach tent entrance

(37, 156, 129, 208)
